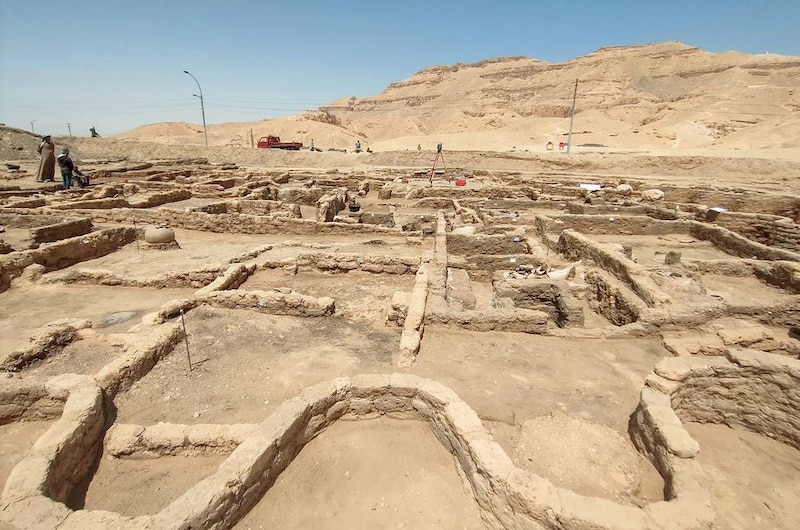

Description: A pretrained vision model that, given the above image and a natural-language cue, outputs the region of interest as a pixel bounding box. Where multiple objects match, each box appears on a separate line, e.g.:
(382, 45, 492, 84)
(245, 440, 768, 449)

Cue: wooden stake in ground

(133, 217, 140, 254)
(180, 309, 193, 371)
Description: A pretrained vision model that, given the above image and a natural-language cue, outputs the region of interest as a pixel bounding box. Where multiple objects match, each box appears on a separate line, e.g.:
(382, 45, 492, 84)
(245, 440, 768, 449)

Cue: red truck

(257, 136, 303, 150)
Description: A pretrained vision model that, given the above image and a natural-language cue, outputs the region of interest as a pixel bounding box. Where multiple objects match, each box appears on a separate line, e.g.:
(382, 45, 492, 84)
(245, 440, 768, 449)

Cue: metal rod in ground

(180, 309, 193, 371)
(133, 218, 140, 254)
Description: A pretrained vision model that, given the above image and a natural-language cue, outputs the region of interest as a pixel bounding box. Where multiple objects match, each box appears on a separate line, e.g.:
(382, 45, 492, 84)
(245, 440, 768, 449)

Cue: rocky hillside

(307, 41, 800, 150)
(119, 42, 800, 152)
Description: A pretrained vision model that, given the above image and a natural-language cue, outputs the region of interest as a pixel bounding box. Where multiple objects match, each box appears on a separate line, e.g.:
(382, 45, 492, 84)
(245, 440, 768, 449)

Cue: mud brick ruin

(1, 155, 798, 529)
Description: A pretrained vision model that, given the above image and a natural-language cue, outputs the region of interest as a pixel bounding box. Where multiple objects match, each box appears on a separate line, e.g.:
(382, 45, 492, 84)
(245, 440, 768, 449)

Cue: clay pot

(144, 226, 176, 244)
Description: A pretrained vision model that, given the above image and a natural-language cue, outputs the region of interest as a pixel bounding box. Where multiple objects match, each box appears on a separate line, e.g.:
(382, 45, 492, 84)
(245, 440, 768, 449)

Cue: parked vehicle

(257, 136, 303, 150)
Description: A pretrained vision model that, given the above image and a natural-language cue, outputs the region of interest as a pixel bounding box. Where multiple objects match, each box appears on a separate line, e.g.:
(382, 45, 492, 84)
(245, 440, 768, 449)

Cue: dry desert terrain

(0, 42, 799, 530)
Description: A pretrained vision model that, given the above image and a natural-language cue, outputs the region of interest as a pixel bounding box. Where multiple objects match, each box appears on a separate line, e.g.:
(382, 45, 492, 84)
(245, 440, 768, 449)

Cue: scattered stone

(641, 188, 665, 201)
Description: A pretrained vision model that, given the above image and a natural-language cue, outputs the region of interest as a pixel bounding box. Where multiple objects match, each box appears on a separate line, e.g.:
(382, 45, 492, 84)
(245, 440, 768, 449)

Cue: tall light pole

(566, 79, 578, 155)
(183, 70, 208, 148)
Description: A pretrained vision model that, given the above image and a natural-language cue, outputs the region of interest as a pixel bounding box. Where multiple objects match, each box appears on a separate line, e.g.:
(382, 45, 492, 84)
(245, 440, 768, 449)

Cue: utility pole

(66, 123, 72, 137)
(30, 120, 35, 133)
(183, 70, 208, 148)
(566, 79, 578, 155)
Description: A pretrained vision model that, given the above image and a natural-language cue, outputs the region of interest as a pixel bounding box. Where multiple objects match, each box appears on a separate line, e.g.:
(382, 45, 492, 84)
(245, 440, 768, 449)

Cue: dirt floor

(235, 417, 486, 530)
(0, 420, 55, 488)
(114, 307, 400, 425)
(20, 332, 128, 378)
(412, 327, 667, 505)
(684, 422, 800, 530)
(241, 269, 415, 324)
(0, 284, 195, 353)
(80, 452, 229, 516)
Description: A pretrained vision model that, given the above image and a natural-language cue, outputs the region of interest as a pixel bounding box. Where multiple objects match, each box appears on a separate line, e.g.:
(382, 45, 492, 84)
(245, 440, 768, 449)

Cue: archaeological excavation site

(1, 135, 799, 530)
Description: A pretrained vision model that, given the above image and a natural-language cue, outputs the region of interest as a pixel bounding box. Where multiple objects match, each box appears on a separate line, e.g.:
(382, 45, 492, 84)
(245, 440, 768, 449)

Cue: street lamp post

(183, 70, 208, 148)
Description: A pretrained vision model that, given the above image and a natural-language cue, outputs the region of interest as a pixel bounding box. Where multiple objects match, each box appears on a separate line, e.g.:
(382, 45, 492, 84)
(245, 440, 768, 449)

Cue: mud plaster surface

(412, 326, 667, 502)
(700, 274, 795, 306)
(236, 417, 486, 530)
(592, 234, 735, 264)
(241, 269, 415, 323)
(684, 422, 800, 530)
(114, 307, 400, 424)
(19, 332, 127, 378)
(0, 420, 54, 488)
(81, 453, 229, 516)
(71, 228, 273, 279)
(0, 284, 194, 353)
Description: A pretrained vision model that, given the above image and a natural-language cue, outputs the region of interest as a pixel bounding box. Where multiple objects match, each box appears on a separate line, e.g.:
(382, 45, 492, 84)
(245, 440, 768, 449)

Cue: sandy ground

(236, 417, 486, 530)
(0, 284, 195, 354)
(0, 420, 55, 488)
(81, 453, 229, 515)
(685, 422, 800, 530)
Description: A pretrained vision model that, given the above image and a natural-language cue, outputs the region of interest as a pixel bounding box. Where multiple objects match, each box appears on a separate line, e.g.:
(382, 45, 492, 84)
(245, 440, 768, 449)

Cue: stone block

(45, 374, 93, 400)
(445, 401, 486, 436)
(105, 424, 145, 456)
(142, 423, 188, 450)
(468, 438, 514, 481)
(418, 379, 462, 407)
(1, 495, 72, 529)
(1, 456, 50, 502)
(258, 396, 310, 449)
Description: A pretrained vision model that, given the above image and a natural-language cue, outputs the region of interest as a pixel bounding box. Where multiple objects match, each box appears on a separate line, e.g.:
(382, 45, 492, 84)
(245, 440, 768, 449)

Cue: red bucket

(455, 177, 467, 187)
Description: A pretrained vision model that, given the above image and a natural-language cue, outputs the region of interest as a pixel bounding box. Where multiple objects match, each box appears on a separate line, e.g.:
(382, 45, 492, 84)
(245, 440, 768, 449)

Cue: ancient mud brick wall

(129, 190, 193, 208)
(2, 372, 722, 529)
(657, 186, 800, 220)
(447, 233, 528, 255)
(407, 186, 530, 201)
(262, 253, 419, 275)
(72, 208, 402, 236)
(276, 186, 327, 205)
(556, 230, 670, 307)
(0, 227, 136, 292)
(539, 214, 691, 236)
(192, 199, 298, 217)
(0, 379, 64, 422)
(50, 197, 129, 210)
(29, 218, 92, 245)
(654, 350, 800, 449)
(688, 222, 800, 261)
(0, 319, 90, 371)
(701, 210, 800, 252)
(0, 213, 65, 229)
(566, 202, 650, 216)
(584, 269, 648, 325)
(687, 259, 800, 294)
(493, 276, 584, 327)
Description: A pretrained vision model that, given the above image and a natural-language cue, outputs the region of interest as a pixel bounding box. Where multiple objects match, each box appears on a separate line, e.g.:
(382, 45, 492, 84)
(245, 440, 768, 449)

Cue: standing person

(56, 147, 74, 190)
(35, 135, 56, 182)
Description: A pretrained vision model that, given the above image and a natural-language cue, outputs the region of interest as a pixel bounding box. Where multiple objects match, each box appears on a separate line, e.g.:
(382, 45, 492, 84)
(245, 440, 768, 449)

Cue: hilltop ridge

(118, 42, 800, 152)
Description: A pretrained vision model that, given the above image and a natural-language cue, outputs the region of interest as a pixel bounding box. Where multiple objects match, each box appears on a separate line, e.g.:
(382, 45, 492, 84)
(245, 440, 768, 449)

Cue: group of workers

(35, 135, 88, 189)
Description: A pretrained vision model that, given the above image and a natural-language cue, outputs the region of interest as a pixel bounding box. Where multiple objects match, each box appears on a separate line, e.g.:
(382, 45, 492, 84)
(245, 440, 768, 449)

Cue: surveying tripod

(429, 142, 445, 187)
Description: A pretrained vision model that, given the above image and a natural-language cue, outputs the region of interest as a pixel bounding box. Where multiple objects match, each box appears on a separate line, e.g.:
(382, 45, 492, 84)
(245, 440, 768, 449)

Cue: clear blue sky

(1, 0, 798, 136)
